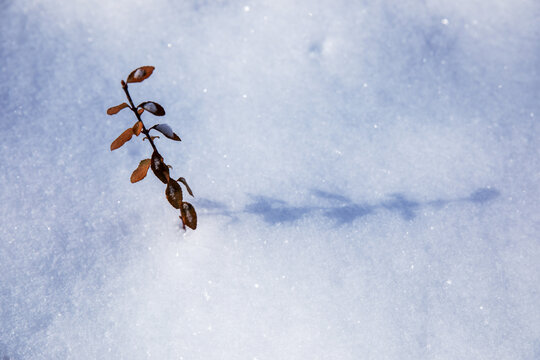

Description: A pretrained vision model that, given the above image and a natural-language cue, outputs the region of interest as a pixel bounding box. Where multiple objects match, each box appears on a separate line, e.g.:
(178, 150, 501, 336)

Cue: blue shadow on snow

(199, 187, 501, 226)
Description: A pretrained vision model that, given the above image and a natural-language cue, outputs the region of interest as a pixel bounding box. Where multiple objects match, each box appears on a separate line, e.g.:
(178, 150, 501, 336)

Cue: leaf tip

(110, 128, 134, 151)
(107, 102, 129, 115)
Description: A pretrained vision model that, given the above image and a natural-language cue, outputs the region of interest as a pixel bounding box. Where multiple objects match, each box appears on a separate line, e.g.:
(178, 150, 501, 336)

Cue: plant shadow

(244, 196, 310, 225)
(198, 187, 501, 227)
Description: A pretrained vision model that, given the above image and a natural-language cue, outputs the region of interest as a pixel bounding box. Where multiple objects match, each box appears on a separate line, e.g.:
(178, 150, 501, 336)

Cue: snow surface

(0, 0, 539, 359)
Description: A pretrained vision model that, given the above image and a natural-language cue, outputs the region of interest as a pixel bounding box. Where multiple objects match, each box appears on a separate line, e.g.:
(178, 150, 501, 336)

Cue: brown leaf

(165, 179, 183, 209)
(143, 135, 160, 141)
(107, 103, 129, 115)
(139, 101, 165, 116)
(177, 177, 194, 197)
(150, 151, 170, 184)
(152, 123, 181, 141)
(110, 128, 134, 151)
(132, 121, 143, 136)
(180, 202, 197, 230)
(137, 108, 144, 115)
(130, 159, 151, 183)
(126, 66, 155, 83)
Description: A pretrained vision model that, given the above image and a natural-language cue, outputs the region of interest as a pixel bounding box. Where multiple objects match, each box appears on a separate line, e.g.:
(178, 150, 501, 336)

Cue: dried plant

(107, 66, 197, 230)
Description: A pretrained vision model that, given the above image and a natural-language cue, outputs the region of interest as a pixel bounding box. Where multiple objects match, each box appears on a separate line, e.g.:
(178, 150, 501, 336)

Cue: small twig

(121, 80, 159, 154)
(107, 66, 197, 230)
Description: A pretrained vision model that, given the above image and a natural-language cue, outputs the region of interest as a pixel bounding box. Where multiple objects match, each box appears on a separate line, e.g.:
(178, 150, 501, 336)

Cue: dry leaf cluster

(107, 66, 197, 230)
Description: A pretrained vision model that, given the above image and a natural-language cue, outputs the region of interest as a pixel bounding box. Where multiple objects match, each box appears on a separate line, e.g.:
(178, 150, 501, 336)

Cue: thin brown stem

(121, 80, 159, 154)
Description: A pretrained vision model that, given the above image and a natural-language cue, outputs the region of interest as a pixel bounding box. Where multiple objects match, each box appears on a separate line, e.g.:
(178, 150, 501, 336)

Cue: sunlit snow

(0, 0, 539, 359)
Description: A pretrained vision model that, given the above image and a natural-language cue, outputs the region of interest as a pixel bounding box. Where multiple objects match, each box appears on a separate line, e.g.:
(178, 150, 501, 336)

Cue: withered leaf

(152, 123, 181, 141)
(150, 150, 170, 184)
(165, 179, 183, 209)
(132, 121, 143, 136)
(137, 108, 144, 115)
(126, 66, 155, 83)
(180, 202, 197, 230)
(143, 135, 160, 141)
(107, 103, 129, 115)
(130, 159, 151, 183)
(110, 128, 134, 151)
(139, 101, 165, 116)
(177, 177, 194, 197)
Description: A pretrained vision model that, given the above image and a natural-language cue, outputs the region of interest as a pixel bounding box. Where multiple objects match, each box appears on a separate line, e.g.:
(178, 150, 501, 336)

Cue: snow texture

(0, 0, 539, 359)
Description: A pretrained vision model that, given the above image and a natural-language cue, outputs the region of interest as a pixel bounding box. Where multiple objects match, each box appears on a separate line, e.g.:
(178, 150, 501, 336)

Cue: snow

(134, 68, 145, 80)
(153, 123, 174, 138)
(143, 102, 158, 113)
(0, 0, 539, 359)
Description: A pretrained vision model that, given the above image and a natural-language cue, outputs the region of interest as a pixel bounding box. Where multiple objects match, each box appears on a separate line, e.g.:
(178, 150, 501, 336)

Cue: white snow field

(1, 0, 539, 358)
